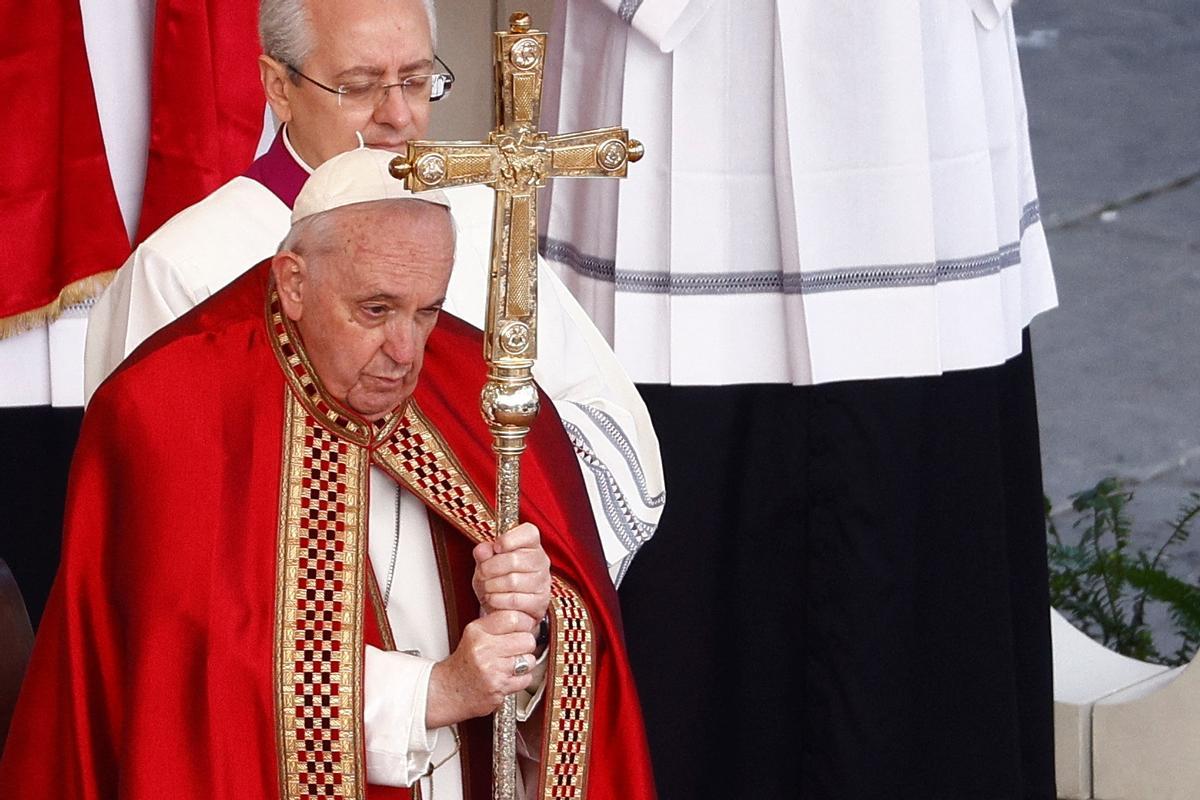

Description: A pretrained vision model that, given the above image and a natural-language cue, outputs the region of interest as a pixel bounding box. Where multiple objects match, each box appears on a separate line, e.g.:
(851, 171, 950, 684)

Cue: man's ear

(272, 251, 308, 321)
(259, 54, 295, 124)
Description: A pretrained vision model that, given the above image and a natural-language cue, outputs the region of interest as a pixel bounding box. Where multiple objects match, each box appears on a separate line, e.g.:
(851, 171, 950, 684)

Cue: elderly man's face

(266, 0, 435, 168)
(276, 201, 454, 421)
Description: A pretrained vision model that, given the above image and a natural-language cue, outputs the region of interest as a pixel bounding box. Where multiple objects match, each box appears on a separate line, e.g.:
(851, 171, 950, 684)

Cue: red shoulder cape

(0, 263, 655, 799)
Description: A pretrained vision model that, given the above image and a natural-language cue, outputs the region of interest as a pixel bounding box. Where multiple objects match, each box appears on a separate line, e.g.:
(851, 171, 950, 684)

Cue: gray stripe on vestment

(1020, 199, 1042, 232)
(618, 0, 643, 24)
(562, 419, 657, 582)
(540, 200, 1043, 296)
(797, 242, 1023, 294)
(568, 402, 665, 510)
(613, 554, 635, 587)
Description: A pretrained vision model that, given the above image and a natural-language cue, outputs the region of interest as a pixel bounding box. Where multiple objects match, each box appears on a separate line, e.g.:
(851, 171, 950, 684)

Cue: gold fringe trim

(0, 270, 117, 340)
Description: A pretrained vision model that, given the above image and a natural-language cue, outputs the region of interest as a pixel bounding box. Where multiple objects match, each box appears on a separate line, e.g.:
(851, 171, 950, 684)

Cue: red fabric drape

(135, 0, 264, 244)
(0, 2, 129, 327)
(0, 264, 656, 798)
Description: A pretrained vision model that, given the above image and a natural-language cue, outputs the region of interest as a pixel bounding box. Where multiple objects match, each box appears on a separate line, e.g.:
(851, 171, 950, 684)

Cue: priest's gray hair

(260, 0, 438, 69)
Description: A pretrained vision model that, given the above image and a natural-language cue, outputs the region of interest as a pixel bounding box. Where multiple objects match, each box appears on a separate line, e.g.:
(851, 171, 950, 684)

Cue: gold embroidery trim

(372, 403, 596, 799)
(539, 579, 595, 799)
(275, 392, 369, 799)
(373, 401, 495, 546)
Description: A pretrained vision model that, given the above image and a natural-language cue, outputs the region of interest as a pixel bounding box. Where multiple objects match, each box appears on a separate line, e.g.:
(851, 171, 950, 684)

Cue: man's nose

(373, 85, 415, 133)
(381, 317, 416, 365)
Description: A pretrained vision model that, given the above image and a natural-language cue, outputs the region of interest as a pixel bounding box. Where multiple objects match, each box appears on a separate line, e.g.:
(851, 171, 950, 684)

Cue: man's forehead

(352, 284, 448, 305)
(335, 242, 453, 308)
(305, 0, 433, 65)
(329, 202, 455, 261)
(342, 203, 452, 242)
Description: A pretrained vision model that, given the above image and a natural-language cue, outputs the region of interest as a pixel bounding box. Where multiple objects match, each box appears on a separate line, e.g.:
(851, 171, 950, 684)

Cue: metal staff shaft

(481, 360, 539, 800)
(387, 11, 643, 797)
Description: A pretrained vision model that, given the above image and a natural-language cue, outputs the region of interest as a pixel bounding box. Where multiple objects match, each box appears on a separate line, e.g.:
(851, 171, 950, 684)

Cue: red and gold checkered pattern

(276, 395, 368, 799)
(378, 413, 493, 543)
(542, 580, 595, 799)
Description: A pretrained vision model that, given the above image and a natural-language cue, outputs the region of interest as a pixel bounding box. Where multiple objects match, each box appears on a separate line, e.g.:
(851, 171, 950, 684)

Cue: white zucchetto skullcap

(291, 147, 452, 224)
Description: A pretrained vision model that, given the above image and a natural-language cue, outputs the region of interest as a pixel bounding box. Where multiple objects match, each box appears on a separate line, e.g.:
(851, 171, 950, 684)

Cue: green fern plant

(1046, 478, 1200, 667)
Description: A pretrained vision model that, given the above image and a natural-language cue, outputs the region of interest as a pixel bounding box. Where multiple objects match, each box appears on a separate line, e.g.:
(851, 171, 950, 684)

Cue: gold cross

(388, 12, 642, 800)
(389, 11, 642, 368)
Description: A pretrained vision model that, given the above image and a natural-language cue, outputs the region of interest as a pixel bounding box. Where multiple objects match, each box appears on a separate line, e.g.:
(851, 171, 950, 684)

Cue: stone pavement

(1015, 1, 1200, 644)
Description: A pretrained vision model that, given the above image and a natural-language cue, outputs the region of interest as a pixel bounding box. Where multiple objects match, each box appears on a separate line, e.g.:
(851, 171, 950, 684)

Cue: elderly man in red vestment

(0, 149, 655, 800)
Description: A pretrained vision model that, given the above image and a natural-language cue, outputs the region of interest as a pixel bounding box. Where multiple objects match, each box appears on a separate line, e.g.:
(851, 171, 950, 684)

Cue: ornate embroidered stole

(275, 393, 372, 799)
(268, 290, 597, 800)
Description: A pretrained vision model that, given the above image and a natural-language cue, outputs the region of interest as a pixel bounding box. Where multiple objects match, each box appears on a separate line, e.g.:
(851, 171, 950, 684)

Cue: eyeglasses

(286, 55, 455, 108)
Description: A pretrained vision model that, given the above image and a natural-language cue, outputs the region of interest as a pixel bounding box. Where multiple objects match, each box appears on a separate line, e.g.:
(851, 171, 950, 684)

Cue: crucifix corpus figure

(389, 11, 643, 800)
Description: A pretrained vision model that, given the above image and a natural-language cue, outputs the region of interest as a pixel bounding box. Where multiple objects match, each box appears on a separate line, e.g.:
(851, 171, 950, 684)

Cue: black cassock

(621, 330, 1055, 800)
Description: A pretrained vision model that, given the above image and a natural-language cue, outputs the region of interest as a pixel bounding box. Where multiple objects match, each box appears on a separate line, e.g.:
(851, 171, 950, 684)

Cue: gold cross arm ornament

(387, 11, 642, 800)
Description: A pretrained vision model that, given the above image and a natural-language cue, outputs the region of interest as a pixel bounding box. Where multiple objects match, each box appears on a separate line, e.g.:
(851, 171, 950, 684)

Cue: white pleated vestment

(540, 0, 1058, 386)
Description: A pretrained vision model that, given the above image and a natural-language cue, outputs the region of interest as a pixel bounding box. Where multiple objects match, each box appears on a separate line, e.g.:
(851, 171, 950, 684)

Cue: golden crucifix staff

(388, 11, 642, 800)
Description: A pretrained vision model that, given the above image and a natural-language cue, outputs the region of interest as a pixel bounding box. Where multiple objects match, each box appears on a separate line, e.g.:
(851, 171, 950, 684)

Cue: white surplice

(84, 129, 664, 585)
(540, 0, 1057, 385)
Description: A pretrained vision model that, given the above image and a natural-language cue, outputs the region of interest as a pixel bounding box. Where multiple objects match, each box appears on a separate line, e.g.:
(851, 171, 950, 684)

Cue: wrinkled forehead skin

(296, 198, 454, 280)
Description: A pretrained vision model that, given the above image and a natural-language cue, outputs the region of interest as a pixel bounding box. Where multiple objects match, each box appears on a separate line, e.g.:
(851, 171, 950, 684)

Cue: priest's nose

(380, 317, 417, 366)
(374, 84, 416, 134)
